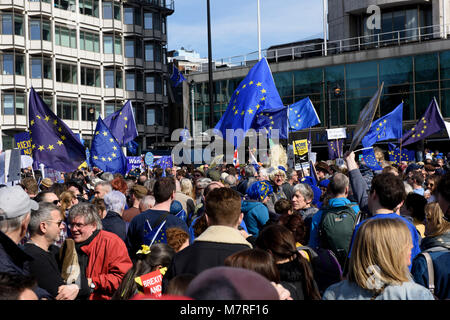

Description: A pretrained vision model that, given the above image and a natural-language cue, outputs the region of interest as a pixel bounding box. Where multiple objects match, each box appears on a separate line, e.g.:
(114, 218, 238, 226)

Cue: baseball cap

(0, 186, 39, 220)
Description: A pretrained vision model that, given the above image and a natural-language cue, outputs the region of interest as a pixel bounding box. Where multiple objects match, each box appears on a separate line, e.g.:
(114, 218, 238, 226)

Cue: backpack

(419, 246, 449, 299)
(318, 203, 359, 267)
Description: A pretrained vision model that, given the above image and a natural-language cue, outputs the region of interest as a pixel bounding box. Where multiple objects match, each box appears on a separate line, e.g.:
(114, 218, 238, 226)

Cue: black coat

(102, 211, 127, 243)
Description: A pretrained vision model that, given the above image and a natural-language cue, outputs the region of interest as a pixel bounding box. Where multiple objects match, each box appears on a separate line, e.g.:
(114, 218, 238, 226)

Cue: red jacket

(81, 230, 132, 300)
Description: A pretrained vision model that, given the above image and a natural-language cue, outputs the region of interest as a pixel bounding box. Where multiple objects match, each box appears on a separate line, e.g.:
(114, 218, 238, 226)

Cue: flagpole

(257, 0, 261, 60)
(323, 0, 328, 56)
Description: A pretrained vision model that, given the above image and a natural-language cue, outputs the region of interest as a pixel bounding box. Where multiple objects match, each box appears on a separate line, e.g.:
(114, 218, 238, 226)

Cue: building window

(55, 25, 77, 48)
(57, 99, 78, 120)
(124, 7, 134, 25)
(56, 62, 77, 84)
(2, 94, 25, 116)
(1, 14, 13, 35)
(1, 54, 13, 75)
(29, 19, 51, 41)
(114, 3, 121, 20)
(115, 36, 122, 55)
(146, 108, 155, 125)
(104, 69, 122, 89)
(105, 103, 115, 116)
(103, 2, 112, 19)
(144, 12, 152, 29)
(145, 76, 154, 94)
(81, 102, 101, 120)
(54, 0, 76, 12)
(125, 39, 134, 58)
(30, 57, 52, 79)
(79, 0, 99, 17)
(81, 66, 100, 87)
(80, 30, 100, 52)
(104, 35, 122, 54)
(126, 72, 135, 91)
(145, 43, 154, 61)
(135, 102, 144, 125)
(15, 54, 24, 75)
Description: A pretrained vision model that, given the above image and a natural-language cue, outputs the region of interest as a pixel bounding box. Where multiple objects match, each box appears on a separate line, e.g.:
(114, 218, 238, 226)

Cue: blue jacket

(241, 200, 269, 236)
(308, 197, 360, 249)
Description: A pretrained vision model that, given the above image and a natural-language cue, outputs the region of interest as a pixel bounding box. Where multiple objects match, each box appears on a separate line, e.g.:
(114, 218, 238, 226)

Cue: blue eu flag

(103, 100, 138, 146)
(154, 156, 173, 177)
(362, 103, 403, 148)
(214, 58, 283, 148)
(126, 140, 139, 155)
(288, 97, 320, 132)
(388, 143, 415, 163)
(361, 148, 383, 171)
(170, 65, 186, 87)
(253, 106, 288, 139)
(90, 117, 127, 175)
(28, 87, 86, 172)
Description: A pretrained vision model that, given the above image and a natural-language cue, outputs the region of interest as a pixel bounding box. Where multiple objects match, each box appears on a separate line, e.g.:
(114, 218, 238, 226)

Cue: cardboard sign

(127, 156, 142, 173)
(135, 269, 163, 298)
(326, 128, 347, 140)
(14, 132, 33, 156)
(292, 139, 308, 156)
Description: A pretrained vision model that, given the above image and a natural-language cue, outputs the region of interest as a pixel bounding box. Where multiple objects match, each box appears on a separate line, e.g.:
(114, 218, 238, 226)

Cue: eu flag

(400, 98, 446, 146)
(103, 100, 138, 146)
(388, 143, 415, 163)
(170, 65, 186, 88)
(362, 102, 403, 148)
(214, 58, 283, 148)
(90, 117, 127, 175)
(253, 106, 288, 139)
(28, 87, 86, 172)
(361, 148, 383, 171)
(288, 97, 321, 132)
(328, 139, 344, 160)
(154, 156, 173, 176)
(126, 140, 139, 155)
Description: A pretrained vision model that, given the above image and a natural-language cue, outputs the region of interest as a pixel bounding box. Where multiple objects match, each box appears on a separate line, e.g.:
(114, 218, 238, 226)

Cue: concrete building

(185, 0, 450, 159)
(0, 0, 174, 152)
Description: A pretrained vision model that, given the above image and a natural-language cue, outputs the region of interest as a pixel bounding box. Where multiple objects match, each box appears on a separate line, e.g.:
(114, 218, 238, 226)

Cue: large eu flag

(90, 117, 127, 175)
(362, 102, 403, 147)
(253, 106, 288, 139)
(288, 97, 320, 132)
(28, 87, 86, 172)
(103, 100, 138, 146)
(214, 58, 283, 148)
(400, 98, 446, 146)
(362, 148, 383, 171)
(328, 139, 344, 160)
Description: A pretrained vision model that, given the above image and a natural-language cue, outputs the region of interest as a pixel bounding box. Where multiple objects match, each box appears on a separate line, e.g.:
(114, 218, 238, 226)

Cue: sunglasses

(52, 200, 60, 205)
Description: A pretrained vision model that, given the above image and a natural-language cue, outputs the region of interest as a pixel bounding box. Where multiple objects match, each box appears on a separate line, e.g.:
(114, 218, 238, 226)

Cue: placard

(292, 139, 308, 156)
(326, 128, 347, 140)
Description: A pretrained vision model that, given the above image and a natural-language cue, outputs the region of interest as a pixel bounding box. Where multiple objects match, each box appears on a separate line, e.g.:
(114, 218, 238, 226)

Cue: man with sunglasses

(23, 203, 79, 300)
(34, 190, 60, 206)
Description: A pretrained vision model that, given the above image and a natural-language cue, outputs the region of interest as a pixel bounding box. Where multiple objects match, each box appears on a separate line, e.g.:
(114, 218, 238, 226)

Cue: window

(30, 57, 52, 79)
(114, 37, 122, 55)
(126, 72, 135, 91)
(15, 54, 24, 75)
(81, 102, 101, 120)
(146, 108, 155, 125)
(57, 99, 78, 120)
(113, 3, 121, 20)
(145, 43, 154, 61)
(81, 66, 100, 87)
(154, 13, 161, 31)
(2, 54, 13, 75)
(105, 104, 116, 116)
(55, 0, 76, 11)
(125, 39, 134, 58)
(29, 20, 51, 41)
(80, 0, 99, 17)
(135, 102, 144, 124)
(103, 2, 112, 19)
(144, 12, 152, 29)
(56, 62, 77, 84)
(124, 7, 133, 24)
(1, 14, 12, 35)
(2, 94, 14, 115)
(136, 71, 143, 91)
(80, 30, 100, 52)
(14, 15, 23, 36)
(16, 95, 25, 115)
(104, 70, 114, 88)
(55, 25, 76, 48)
(146, 75, 154, 93)
(103, 35, 113, 54)
(134, 9, 141, 26)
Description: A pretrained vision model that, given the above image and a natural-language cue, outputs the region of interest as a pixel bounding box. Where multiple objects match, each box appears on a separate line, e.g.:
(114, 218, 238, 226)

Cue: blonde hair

(348, 218, 412, 292)
(180, 178, 194, 198)
(424, 202, 450, 237)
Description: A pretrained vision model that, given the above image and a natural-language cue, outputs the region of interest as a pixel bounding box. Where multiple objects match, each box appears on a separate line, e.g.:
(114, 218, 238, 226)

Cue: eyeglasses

(69, 222, 88, 229)
(52, 200, 60, 205)
(46, 220, 64, 227)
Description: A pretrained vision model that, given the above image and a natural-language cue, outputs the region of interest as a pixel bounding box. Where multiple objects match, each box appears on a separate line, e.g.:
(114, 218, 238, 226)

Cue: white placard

(326, 128, 347, 140)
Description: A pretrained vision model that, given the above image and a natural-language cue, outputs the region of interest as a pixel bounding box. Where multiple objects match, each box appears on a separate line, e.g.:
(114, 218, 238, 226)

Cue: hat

(40, 178, 53, 188)
(131, 185, 148, 198)
(318, 179, 330, 188)
(0, 186, 39, 220)
(185, 266, 279, 300)
(405, 163, 421, 175)
(246, 181, 273, 201)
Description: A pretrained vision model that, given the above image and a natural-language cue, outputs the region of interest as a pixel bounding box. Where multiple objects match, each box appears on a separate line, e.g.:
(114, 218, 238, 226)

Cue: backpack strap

(420, 252, 435, 295)
(151, 212, 171, 230)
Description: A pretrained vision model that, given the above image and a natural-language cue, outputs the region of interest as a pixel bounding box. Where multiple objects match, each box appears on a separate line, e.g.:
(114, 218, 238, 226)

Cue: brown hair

(92, 197, 106, 219)
(205, 187, 241, 226)
(166, 227, 190, 252)
(21, 177, 38, 195)
(59, 191, 77, 219)
(278, 213, 308, 245)
(424, 202, 450, 237)
(274, 199, 292, 216)
(153, 177, 176, 204)
(224, 248, 280, 282)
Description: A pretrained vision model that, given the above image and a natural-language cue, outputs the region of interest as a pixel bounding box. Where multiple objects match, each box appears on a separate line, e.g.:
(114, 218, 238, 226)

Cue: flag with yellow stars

(214, 58, 283, 148)
(253, 106, 288, 139)
(90, 116, 127, 175)
(361, 147, 383, 171)
(103, 100, 138, 146)
(388, 143, 415, 163)
(400, 98, 446, 146)
(28, 87, 86, 172)
(362, 102, 403, 148)
(288, 97, 320, 132)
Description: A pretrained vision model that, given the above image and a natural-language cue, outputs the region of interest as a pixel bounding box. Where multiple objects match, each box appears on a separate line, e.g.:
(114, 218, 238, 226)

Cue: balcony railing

(191, 23, 450, 74)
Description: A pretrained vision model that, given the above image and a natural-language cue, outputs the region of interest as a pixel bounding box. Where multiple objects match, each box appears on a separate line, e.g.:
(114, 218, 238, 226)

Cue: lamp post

(206, 0, 214, 129)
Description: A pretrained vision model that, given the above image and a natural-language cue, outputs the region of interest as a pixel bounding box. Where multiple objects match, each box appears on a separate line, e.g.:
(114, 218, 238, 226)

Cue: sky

(167, 0, 325, 60)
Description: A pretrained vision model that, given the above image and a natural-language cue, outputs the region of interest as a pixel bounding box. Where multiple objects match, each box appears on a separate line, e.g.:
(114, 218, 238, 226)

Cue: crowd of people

(0, 145, 449, 301)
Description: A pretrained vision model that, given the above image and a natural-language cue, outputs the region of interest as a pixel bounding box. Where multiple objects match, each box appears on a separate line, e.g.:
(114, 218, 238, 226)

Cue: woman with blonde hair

(323, 218, 434, 300)
(55, 190, 78, 247)
(180, 178, 195, 199)
(411, 202, 450, 299)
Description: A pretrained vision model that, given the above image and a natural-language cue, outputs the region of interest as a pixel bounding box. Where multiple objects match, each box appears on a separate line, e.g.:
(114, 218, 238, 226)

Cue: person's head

(315, 162, 330, 179)
(21, 177, 39, 196)
(165, 274, 196, 296)
(408, 171, 424, 188)
(192, 169, 205, 182)
(166, 227, 190, 252)
(0, 186, 38, 242)
(111, 177, 128, 196)
(424, 202, 450, 237)
(100, 172, 114, 182)
(203, 181, 224, 198)
(94, 181, 112, 199)
(274, 198, 293, 216)
(180, 178, 193, 196)
(195, 178, 212, 197)
(436, 172, 450, 220)
(143, 178, 156, 195)
(328, 173, 349, 197)
(138, 174, 148, 185)
(348, 218, 413, 291)
(34, 190, 60, 206)
(68, 203, 102, 243)
(278, 213, 308, 245)
(224, 248, 280, 282)
(286, 168, 298, 184)
(205, 187, 242, 228)
(0, 273, 38, 300)
(258, 168, 269, 181)
(242, 165, 256, 178)
(292, 183, 314, 211)
(139, 195, 156, 212)
(92, 197, 106, 219)
(59, 190, 79, 214)
(130, 185, 148, 202)
(424, 164, 436, 176)
(369, 173, 406, 212)
(39, 178, 54, 191)
(404, 193, 427, 222)
(246, 180, 273, 203)
(436, 158, 444, 168)
(153, 177, 176, 204)
(269, 168, 286, 187)
(382, 166, 399, 176)
(103, 190, 127, 214)
(28, 203, 64, 245)
(224, 174, 237, 187)
(425, 175, 441, 194)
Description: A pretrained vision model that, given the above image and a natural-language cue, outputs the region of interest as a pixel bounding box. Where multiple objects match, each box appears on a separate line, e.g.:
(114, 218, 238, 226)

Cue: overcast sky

(167, 0, 325, 60)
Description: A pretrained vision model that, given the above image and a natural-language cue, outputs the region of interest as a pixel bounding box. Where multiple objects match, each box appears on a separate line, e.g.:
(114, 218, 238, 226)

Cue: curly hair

(111, 177, 128, 195)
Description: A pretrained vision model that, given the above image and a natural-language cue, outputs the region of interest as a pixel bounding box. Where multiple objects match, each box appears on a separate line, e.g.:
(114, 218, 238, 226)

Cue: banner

(326, 128, 347, 140)
(135, 269, 163, 298)
(14, 132, 33, 156)
(292, 139, 308, 156)
(127, 156, 142, 173)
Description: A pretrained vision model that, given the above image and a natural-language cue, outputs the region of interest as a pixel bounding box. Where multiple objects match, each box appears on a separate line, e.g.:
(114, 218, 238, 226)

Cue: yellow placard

(293, 139, 308, 156)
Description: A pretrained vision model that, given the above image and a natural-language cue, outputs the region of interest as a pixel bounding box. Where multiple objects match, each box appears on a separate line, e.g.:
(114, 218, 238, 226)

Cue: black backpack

(318, 203, 359, 267)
